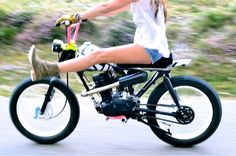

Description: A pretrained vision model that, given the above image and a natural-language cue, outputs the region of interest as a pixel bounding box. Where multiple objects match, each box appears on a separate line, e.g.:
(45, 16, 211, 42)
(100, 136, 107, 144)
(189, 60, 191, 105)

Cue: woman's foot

(28, 45, 59, 81)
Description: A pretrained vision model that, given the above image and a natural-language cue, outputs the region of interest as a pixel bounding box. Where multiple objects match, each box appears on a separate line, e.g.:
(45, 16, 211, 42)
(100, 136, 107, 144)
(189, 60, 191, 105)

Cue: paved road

(0, 96, 236, 155)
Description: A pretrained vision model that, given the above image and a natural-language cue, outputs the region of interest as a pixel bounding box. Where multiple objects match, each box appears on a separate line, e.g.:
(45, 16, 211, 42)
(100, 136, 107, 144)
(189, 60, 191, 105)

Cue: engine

(93, 72, 137, 117)
(100, 94, 137, 117)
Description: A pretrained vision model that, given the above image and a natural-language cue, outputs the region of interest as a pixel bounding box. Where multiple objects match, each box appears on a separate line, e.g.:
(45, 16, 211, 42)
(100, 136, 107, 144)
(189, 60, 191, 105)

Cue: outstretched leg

(28, 44, 151, 81)
(58, 43, 151, 73)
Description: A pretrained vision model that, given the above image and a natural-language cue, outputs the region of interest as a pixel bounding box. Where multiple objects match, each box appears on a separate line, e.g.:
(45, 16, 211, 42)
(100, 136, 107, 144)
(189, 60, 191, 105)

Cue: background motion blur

(0, 0, 236, 97)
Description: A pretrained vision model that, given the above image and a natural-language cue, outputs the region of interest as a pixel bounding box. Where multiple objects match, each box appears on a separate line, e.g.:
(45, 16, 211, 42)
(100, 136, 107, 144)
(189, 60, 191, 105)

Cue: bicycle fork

(40, 78, 57, 115)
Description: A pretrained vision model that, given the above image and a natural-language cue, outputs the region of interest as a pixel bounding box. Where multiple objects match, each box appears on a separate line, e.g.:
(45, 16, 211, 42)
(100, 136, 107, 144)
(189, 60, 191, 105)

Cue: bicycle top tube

(67, 22, 81, 44)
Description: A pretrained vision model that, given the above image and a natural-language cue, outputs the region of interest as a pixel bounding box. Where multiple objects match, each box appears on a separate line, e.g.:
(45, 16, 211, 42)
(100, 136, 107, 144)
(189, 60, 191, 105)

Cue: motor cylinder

(93, 72, 113, 102)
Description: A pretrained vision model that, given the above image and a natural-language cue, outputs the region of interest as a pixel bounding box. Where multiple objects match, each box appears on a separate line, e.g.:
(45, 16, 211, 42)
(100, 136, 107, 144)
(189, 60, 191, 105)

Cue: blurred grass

(172, 57, 236, 97)
(0, 0, 236, 98)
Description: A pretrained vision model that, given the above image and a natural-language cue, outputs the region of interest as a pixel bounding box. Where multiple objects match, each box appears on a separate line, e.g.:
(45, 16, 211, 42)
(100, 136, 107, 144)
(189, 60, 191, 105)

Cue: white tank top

(130, 0, 170, 58)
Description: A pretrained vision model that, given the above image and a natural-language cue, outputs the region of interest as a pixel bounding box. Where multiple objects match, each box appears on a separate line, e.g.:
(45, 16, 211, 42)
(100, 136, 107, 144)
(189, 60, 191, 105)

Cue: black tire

(147, 76, 222, 147)
(9, 77, 80, 144)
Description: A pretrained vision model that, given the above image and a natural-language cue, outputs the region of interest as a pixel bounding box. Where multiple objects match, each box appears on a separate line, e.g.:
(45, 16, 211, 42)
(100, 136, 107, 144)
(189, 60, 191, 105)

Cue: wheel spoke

(17, 84, 71, 137)
(156, 86, 213, 139)
(9, 78, 79, 144)
(146, 76, 221, 146)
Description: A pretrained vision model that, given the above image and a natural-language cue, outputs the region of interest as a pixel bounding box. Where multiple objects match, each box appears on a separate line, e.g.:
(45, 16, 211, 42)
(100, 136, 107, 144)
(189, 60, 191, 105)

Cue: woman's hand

(55, 14, 80, 27)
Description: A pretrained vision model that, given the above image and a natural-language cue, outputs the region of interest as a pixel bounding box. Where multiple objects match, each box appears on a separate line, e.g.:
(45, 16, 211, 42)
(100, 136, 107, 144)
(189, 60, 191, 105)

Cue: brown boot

(28, 45, 59, 81)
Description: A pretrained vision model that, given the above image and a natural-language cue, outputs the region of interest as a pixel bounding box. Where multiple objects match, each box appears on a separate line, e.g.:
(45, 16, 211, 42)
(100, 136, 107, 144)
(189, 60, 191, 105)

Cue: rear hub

(176, 106, 194, 124)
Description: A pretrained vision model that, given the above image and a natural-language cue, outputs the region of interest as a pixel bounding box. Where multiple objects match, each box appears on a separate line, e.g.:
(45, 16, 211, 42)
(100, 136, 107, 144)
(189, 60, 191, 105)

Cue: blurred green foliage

(0, 26, 17, 44)
(0, 10, 7, 20)
(192, 9, 235, 32)
(0, 0, 235, 97)
(0, 10, 32, 45)
(106, 20, 135, 46)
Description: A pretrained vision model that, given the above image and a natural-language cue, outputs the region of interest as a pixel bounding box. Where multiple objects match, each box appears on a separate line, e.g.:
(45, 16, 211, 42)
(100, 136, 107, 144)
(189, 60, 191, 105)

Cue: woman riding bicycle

(28, 0, 171, 81)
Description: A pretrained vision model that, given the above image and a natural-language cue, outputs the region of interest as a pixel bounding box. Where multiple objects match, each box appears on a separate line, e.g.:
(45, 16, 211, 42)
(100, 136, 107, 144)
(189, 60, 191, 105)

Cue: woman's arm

(104, 5, 130, 17)
(80, 0, 137, 20)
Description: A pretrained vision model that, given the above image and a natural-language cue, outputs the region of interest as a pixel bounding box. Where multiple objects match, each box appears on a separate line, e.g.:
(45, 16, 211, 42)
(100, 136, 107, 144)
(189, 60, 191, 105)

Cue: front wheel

(9, 77, 80, 144)
(146, 76, 222, 147)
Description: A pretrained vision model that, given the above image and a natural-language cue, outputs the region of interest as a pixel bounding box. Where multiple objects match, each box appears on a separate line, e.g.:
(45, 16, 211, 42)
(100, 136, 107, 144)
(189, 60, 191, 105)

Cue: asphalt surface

(0, 96, 236, 155)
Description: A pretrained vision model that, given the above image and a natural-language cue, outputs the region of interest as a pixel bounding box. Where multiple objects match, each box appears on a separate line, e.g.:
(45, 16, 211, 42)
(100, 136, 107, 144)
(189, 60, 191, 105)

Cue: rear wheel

(9, 77, 80, 144)
(146, 76, 222, 147)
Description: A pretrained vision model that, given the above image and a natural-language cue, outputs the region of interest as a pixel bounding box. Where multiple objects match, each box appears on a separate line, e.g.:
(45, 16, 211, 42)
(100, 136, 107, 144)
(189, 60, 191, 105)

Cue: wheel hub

(176, 106, 194, 124)
(34, 103, 53, 120)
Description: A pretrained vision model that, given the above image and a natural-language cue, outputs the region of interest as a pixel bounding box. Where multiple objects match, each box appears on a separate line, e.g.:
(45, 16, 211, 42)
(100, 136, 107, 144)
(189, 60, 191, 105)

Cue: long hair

(150, 0, 168, 23)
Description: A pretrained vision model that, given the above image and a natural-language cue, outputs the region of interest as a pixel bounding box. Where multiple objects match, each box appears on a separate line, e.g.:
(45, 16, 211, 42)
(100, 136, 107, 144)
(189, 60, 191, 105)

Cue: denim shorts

(145, 48, 163, 64)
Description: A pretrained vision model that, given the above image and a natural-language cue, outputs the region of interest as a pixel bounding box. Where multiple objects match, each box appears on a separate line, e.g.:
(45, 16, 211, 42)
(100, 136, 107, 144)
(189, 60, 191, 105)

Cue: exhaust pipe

(81, 82, 119, 97)
(81, 71, 147, 97)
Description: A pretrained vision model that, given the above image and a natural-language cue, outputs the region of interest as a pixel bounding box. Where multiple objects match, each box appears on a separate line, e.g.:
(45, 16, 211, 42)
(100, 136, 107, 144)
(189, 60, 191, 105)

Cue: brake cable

(50, 73, 69, 119)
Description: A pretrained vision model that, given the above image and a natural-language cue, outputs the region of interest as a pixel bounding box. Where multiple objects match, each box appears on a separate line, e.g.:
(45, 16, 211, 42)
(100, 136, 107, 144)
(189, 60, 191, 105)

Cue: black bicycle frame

(41, 47, 182, 119)
(76, 69, 181, 110)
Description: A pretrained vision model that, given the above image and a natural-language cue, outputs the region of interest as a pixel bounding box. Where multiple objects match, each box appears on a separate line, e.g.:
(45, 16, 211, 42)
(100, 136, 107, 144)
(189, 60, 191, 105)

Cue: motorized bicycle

(9, 20, 222, 147)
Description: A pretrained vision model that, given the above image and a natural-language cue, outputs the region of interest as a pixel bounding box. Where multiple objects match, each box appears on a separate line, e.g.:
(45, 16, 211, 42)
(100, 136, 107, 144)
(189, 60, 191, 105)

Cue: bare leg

(59, 44, 151, 73)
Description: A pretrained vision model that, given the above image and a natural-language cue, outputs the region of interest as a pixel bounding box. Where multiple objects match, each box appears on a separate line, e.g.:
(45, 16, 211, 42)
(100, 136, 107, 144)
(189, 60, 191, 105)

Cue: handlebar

(56, 19, 88, 45)
(58, 19, 88, 27)
(60, 20, 71, 27)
